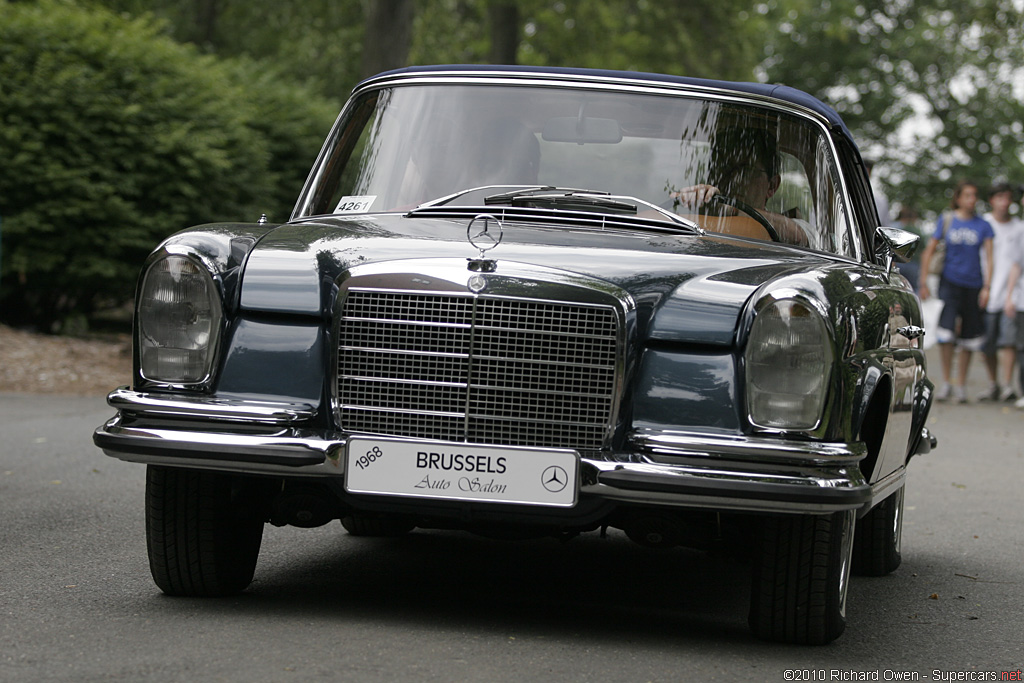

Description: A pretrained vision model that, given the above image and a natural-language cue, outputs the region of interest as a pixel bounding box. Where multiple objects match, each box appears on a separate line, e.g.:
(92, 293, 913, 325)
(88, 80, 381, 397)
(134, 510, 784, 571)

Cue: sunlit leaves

(762, 0, 1024, 211)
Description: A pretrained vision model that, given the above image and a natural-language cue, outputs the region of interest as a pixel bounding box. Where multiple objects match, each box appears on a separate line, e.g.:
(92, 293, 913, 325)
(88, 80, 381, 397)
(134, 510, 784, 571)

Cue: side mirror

(875, 226, 919, 273)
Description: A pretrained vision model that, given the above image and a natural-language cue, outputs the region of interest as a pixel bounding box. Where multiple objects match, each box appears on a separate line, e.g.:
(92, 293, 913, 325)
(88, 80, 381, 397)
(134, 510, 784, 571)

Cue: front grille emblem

(468, 275, 486, 292)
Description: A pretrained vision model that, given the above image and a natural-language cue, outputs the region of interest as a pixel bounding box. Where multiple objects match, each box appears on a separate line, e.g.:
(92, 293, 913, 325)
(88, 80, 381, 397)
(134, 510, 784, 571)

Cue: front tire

(852, 486, 904, 576)
(748, 510, 855, 645)
(146, 466, 264, 597)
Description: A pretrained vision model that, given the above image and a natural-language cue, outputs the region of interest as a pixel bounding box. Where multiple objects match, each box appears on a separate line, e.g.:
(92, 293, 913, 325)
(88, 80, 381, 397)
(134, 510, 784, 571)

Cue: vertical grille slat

(337, 289, 619, 450)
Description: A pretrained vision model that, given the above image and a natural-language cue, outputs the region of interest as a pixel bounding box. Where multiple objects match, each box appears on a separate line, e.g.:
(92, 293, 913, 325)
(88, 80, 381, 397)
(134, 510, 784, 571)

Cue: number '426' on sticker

(334, 195, 376, 213)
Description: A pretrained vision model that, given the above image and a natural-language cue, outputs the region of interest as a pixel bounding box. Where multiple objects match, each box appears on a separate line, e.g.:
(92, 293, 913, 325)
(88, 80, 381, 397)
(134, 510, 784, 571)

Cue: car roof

(360, 64, 856, 145)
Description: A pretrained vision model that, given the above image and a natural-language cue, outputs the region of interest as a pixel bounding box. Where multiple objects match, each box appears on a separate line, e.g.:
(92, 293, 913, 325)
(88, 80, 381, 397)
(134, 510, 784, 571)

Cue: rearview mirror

(542, 116, 623, 144)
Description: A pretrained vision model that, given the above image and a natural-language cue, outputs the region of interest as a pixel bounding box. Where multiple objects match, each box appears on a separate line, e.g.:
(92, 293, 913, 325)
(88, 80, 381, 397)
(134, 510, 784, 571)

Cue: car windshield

(294, 82, 855, 255)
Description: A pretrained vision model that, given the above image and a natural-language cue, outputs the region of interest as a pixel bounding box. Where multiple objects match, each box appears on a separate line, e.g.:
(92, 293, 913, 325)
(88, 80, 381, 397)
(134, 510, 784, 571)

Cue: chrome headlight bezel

(744, 295, 834, 432)
(136, 251, 223, 388)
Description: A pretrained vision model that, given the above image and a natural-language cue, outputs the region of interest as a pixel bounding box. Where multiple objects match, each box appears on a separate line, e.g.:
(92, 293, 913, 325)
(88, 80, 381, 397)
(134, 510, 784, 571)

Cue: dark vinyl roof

(361, 64, 856, 143)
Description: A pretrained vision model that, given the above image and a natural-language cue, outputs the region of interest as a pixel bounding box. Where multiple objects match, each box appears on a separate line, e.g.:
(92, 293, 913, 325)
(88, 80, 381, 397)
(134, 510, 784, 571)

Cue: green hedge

(0, 1, 337, 330)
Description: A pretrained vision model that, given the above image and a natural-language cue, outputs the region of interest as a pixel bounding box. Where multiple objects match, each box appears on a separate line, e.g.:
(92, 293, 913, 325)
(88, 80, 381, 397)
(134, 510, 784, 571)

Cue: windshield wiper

(483, 186, 609, 204)
(488, 188, 637, 215)
(486, 187, 702, 234)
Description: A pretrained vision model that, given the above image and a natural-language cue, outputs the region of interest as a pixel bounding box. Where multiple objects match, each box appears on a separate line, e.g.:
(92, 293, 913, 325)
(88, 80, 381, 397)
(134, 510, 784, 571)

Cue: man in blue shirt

(919, 180, 995, 403)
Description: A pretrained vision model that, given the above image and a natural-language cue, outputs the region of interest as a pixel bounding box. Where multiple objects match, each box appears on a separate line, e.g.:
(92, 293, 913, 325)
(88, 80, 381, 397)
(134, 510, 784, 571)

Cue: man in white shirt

(979, 183, 1024, 401)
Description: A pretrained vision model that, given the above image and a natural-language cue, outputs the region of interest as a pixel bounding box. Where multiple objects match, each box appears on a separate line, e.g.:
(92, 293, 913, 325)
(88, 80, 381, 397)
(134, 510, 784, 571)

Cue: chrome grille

(337, 289, 619, 450)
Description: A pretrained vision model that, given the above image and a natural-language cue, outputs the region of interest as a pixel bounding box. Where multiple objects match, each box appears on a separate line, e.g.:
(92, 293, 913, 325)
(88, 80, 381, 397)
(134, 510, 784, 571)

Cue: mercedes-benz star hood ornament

(466, 213, 502, 273)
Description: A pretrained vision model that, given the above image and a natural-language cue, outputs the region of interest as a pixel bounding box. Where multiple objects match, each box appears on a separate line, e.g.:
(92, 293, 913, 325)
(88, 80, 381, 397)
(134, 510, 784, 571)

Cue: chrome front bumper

(95, 389, 888, 515)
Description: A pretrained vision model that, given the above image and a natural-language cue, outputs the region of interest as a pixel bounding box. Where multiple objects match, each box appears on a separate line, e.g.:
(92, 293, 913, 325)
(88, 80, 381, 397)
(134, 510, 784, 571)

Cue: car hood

(237, 214, 825, 345)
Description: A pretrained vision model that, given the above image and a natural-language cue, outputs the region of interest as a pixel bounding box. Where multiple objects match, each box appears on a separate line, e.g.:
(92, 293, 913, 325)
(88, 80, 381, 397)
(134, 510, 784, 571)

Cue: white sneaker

(935, 384, 952, 402)
(954, 386, 968, 404)
(977, 385, 1000, 401)
(1016, 396, 1024, 410)
(999, 386, 1018, 402)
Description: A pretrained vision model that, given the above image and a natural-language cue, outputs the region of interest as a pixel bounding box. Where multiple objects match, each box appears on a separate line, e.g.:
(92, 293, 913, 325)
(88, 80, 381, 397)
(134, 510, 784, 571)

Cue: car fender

(849, 358, 893, 482)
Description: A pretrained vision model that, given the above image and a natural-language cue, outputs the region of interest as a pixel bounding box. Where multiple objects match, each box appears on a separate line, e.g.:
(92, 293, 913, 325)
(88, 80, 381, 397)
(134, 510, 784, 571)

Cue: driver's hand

(670, 184, 720, 209)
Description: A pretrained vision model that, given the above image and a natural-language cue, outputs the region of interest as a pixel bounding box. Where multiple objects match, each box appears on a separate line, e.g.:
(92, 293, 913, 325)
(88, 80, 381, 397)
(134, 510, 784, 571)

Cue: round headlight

(745, 299, 832, 430)
(138, 255, 222, 384)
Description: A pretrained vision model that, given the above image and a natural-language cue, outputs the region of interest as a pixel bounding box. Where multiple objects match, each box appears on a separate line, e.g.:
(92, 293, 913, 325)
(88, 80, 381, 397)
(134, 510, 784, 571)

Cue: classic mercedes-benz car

(95, 65, 935, 644)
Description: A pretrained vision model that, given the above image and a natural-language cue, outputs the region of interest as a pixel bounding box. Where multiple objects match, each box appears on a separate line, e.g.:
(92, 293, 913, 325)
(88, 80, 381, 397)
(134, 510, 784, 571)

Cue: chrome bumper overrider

(95, 390, 885, 515)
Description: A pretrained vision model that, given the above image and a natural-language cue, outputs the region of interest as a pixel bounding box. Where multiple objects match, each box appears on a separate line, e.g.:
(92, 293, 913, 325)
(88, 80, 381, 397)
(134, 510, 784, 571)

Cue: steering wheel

(703, 194, 780, 242)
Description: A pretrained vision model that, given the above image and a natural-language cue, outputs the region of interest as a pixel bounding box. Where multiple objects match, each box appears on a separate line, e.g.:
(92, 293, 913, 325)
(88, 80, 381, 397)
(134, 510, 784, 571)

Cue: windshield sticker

(334, 196, 376, 214)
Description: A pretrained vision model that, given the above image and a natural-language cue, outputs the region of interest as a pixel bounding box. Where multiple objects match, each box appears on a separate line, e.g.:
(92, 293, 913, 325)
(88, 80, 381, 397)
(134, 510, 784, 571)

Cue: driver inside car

(669, 127, 812, 247)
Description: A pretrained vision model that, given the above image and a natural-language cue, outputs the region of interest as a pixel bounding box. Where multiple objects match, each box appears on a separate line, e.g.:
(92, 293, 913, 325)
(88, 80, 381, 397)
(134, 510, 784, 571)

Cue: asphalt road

(1, 381, 1022, 682)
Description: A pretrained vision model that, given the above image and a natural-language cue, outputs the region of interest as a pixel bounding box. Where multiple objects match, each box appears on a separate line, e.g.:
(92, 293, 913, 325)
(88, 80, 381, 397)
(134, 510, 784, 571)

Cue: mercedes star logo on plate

(541, 465, 569, 493)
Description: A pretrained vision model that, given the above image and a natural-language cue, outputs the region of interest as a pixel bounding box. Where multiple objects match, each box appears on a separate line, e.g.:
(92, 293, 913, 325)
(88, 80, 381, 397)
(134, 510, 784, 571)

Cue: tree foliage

(99, 0, 770, 99)
(519, 0, 768, 80)
(0, 0, 337, 329)
(101, 0, 366, 100)
(761, 0, 1024, 214)
(411, 0, 768, 81)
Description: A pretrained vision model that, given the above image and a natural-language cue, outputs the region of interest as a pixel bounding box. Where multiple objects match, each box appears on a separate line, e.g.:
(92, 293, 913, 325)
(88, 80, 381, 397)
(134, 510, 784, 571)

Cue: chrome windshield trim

(108, 387, 317, 425)
(354, 69, 836, 131)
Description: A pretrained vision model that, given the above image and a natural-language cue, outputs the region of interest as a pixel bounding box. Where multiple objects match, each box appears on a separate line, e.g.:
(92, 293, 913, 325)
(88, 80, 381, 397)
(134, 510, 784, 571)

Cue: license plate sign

(345, 438, 578, 507)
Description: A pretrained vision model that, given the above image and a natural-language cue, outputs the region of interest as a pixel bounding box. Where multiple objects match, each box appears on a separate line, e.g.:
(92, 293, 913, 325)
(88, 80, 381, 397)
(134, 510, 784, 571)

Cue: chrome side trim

(107, 387, 317, 425)
(913, 426, 937, 456)
(863, 467, 906, 509)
